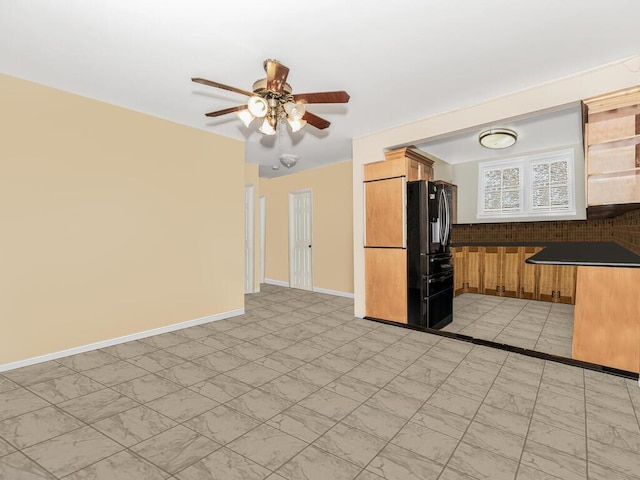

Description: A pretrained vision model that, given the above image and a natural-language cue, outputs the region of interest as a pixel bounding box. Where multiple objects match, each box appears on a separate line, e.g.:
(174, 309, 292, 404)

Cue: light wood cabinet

(537, 264, 577, 304)
(583, 86, 640, 217)
(364, 147, 434, 182)
(453, 245, 576, 304)
(573, 266, 640, 372)
(363, 146, 434, 323)
(520, 247, 542, 299)
(452, 246, 481, 295)
(364, 178, 405, 248)
(481, 247, 501, 296)
(453, 247, 465, 295)
(365, 248, 407, 324)
(480, 247, 522, 298)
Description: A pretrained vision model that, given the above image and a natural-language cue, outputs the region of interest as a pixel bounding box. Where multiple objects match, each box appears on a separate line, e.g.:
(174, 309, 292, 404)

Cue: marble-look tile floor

(445, 293, 575, 358)
(1, 284, 639, 479)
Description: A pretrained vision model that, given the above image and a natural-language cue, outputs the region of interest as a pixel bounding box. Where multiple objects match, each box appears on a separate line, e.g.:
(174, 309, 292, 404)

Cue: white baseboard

(263, 279, 354, 299)
(0, 308, 244, 373)
(313, 287, 355, 299)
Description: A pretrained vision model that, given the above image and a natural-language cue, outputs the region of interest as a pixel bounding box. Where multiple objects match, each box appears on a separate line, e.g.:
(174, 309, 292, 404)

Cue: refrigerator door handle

(443, 188, 450, 246)
(438, 188, 447, 247)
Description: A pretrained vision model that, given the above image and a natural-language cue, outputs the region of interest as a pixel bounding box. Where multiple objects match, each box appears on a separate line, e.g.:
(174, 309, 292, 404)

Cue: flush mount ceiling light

(192, 59, 349, 135)
(479, 128, 518, 149)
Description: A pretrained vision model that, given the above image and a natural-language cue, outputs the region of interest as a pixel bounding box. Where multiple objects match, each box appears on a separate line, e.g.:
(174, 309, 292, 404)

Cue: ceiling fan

(192, 59, 350, 135)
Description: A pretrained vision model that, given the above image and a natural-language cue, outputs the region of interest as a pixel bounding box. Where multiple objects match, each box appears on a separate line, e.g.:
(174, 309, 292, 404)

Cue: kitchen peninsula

(527, 242, 640, 373)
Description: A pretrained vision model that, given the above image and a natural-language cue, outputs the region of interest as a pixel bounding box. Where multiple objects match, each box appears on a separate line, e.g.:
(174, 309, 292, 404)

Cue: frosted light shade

(259, 118, 276, 135)
(247, 96, 269, 117)
(288, 117, 307, 133)
(479, 128, 517, 149)
(284, 102, 306, 120)
(236, 109, 255, 127)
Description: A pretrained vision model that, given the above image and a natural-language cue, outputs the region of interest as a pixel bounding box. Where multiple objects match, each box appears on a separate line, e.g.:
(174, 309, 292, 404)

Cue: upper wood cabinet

(583, 86, 640, 217)
(364, 147, 434, 182)
(364, 178, 405, 248)
(363, 146, 435, 248)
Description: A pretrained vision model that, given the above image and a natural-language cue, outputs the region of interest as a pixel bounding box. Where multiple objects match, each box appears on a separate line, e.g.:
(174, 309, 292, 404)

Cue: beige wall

(353, 55, 640, 317)
(259, 161, 354, 294)
(1, 74, 245, 366)
(244, 163, 260, 292)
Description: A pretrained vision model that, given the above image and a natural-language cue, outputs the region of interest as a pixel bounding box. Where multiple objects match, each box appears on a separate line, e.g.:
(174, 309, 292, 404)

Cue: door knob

(308, 245, 312, 248)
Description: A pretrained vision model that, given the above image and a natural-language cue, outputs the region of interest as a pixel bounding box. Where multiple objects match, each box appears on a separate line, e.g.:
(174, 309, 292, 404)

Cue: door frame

(288, 188, 313, 290)
(259, 195, 266, 286)
(244, 184, 255, 294)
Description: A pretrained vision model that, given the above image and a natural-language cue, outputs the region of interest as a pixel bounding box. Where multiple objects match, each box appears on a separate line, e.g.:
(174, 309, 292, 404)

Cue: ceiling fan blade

(265, 60, 290, 94)
(204, 105, 247, 117)
(192, 78, 254, 97)
(294, 91, 350, 104)
(302, 111, 331, 130)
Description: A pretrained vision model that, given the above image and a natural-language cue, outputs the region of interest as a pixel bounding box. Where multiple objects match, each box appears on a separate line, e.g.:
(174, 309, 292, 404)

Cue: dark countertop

(525, 242, 640, 268)
(452, 242, 568, 248)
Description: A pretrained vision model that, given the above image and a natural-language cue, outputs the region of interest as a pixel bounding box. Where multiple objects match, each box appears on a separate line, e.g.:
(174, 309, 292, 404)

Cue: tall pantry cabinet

(364, 148, 434, 323)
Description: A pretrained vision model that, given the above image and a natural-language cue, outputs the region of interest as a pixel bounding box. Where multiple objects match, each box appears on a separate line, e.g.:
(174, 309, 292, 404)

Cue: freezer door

(425, 287, 453, 329)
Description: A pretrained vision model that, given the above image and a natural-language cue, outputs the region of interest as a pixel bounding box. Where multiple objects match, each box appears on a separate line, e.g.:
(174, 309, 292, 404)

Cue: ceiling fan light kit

(192, 59, 350, 135)
(479, 128, 518, 149)
(259, 118, 276, 135)
(236, 109, 255, 127)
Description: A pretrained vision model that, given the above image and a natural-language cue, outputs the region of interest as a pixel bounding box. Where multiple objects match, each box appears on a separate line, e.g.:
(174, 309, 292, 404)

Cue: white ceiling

(2, 1, 640, 178)
(416, 103, 584, 164)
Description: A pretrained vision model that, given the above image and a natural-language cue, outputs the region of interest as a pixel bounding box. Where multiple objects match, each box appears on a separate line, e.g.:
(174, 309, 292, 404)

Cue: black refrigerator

(407, 181, 454, 329)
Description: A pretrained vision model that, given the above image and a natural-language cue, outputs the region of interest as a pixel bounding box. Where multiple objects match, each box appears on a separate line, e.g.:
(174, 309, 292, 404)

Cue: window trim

(477, 158, 524, 218)
(477, 148, 576, 219)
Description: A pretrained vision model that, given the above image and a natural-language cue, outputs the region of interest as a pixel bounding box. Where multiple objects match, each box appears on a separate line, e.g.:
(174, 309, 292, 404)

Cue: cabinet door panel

(520, 247, 541, 299)
(453, 247, 465, 296)
(556, 266, 577, 304)
(364, 158, 405, 181)
(364, 178, 405, 247)
(573, 266, 640, 372)
(365, 248, 407, 323)
(466, 247, 481, 293)
(538, 265, 556, 302)
(502, 247, 520, 298)
(481, 247, 501, 296)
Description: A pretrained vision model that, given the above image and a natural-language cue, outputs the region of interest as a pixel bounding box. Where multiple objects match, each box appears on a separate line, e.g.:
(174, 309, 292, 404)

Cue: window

(480, 161, 523, 215)
(478, 149, 575, 218)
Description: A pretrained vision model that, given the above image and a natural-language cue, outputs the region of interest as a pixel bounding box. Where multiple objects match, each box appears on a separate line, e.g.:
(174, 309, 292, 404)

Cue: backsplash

(451, 219, 615, 243)
(612, 208, 640, 254)
(451, 212, 640, 253)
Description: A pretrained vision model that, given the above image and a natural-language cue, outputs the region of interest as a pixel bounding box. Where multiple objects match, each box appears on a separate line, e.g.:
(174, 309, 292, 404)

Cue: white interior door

(259, 196, 266, 285)
(244, 185, 255, 294)
(289, 190, 313, 291)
